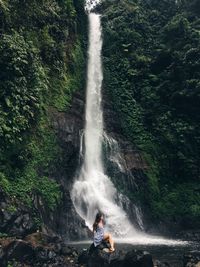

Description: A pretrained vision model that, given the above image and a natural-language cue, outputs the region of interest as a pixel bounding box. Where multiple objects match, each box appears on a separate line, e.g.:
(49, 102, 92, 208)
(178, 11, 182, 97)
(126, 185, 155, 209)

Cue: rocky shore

(1, 232, 200, 267)
(0, 233, 78, 267)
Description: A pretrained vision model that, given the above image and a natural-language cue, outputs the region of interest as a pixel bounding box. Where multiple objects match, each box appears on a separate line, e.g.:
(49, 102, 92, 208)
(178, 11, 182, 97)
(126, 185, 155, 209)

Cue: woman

(93, 212, 115, 252)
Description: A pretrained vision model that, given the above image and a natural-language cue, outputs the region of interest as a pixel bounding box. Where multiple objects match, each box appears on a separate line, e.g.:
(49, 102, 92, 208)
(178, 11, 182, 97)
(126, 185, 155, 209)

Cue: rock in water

(154, 260, 171, 267)
(88, 249, 110, 267)
(78, 249, 89, 265)
(183, 251, 200, 267)
(123, 249, 153, 267)
(81, 243, 154, 267)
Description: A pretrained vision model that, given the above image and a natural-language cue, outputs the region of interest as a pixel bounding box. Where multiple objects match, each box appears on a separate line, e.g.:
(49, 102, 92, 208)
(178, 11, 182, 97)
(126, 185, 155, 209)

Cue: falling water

(71, 10, 138, 237)
(71, 1, 188, 245)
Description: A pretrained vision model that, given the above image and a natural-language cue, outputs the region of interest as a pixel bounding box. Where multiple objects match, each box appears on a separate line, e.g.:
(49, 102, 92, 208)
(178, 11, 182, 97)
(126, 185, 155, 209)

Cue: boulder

(183, 251, 200, 267)
(78, 249, 89, 264)
(0, 245, 6, 267)
(0, 234, 79, 267)
(154, 260, 171, 267)
(5, 240, 36, 263)
(0, 193, 37, 238)
(123, 249, 153, 267)
(79, 243, 154, 267)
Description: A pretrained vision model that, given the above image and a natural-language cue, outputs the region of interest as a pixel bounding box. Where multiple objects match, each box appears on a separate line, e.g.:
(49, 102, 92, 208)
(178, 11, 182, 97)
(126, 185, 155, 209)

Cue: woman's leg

(103, 233, 115, 251)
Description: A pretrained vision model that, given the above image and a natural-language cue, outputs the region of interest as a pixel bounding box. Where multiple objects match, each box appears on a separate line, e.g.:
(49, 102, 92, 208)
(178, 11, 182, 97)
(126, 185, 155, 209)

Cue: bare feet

(109, 247, 115, 253)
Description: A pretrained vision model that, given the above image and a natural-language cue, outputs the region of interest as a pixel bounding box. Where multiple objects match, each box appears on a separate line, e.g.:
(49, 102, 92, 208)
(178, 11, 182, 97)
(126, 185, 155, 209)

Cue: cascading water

(71, 0, 187, 245)
(71, 10, 137, 237)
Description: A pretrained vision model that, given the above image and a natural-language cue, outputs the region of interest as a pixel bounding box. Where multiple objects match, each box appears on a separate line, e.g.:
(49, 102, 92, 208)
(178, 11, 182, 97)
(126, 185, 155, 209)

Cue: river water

(68, 240, 200, 267)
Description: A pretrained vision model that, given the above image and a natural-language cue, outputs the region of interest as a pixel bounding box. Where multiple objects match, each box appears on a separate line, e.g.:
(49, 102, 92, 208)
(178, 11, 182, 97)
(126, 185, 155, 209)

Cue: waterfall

(71, 10, 139, 237)
(71, 1, 188, 245)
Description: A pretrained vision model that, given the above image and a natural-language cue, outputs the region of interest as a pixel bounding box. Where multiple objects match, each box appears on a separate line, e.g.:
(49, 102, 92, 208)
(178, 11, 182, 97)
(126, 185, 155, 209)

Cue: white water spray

(71, 1, 187, 245)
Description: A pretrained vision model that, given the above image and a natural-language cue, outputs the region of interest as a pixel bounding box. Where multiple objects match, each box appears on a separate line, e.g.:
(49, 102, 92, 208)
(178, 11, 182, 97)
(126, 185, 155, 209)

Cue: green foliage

(7, 262, 14, 267)
(0, 0, 86, 216)
(102, 0, 200, 221)
(0, 113, 63, 211)
(0, 32, 46, 143)
(49, 40, 85, 111)
(0, 232, 8, 238)
(0, 172, 61, 211)
(154, 183, 200, 218)
(7, 205, 17, 213)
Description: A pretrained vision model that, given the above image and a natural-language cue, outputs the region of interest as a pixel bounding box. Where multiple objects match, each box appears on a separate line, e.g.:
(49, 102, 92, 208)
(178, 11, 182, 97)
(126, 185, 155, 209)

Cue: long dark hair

(93, 212, 103, 232)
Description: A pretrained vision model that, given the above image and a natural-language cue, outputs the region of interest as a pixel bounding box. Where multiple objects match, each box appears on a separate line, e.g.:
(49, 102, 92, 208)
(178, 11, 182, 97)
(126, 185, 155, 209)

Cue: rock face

(0, 188, 37, 238)
(154, 260, 171, 267)
(78, 243, 154, 267)
(46, 90, 91, 240)
(102, 88, 152, 232)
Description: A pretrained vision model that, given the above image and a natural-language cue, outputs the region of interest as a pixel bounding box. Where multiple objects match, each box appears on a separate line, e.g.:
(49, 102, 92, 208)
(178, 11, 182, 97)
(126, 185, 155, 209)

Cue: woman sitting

(93, 212, 115, 252)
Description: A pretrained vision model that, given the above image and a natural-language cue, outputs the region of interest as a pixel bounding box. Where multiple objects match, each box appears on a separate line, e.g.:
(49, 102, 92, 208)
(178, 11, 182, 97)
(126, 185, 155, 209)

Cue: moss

(6, 205, 17, 213)
(48, 39, 85, 111)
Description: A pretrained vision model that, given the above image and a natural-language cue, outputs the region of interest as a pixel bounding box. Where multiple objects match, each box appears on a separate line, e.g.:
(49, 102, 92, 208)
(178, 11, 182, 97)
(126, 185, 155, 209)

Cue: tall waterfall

(71, 1, 187, 245)
(71, 12, 137, 237)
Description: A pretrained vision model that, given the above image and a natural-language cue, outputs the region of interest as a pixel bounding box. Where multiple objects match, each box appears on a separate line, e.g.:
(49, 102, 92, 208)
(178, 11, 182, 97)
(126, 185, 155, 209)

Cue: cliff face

(49, 91, 90, 240)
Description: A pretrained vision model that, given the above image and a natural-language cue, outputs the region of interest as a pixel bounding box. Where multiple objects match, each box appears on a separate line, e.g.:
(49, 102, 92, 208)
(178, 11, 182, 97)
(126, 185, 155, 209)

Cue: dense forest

(1, 1, 200, 266)
(0, 0, 199, 239)
(0, 0, 86, 230)
(102, 0, 200, 226)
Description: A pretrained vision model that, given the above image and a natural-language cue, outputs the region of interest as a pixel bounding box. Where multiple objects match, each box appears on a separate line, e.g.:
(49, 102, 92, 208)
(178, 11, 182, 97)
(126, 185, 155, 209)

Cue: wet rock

(0, 234, 80, 267)
(81, 243, 154, 267)
(109, 250, 127, 267)
(0, 190, 37, 238)
(88, 248, 110, 267)
(183, 251, 200, 267)
(0, 245, 6, 266)
(36, 247, 57, 263)
(61, 245, 78, 256)
(78, 249, 89, 264)
(6, 240, 35, 263)
(123, 249, 153, 267)
(154, 260, 171, 267)
(44, 92, 92, 241)
(102, 88, 152, 232)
